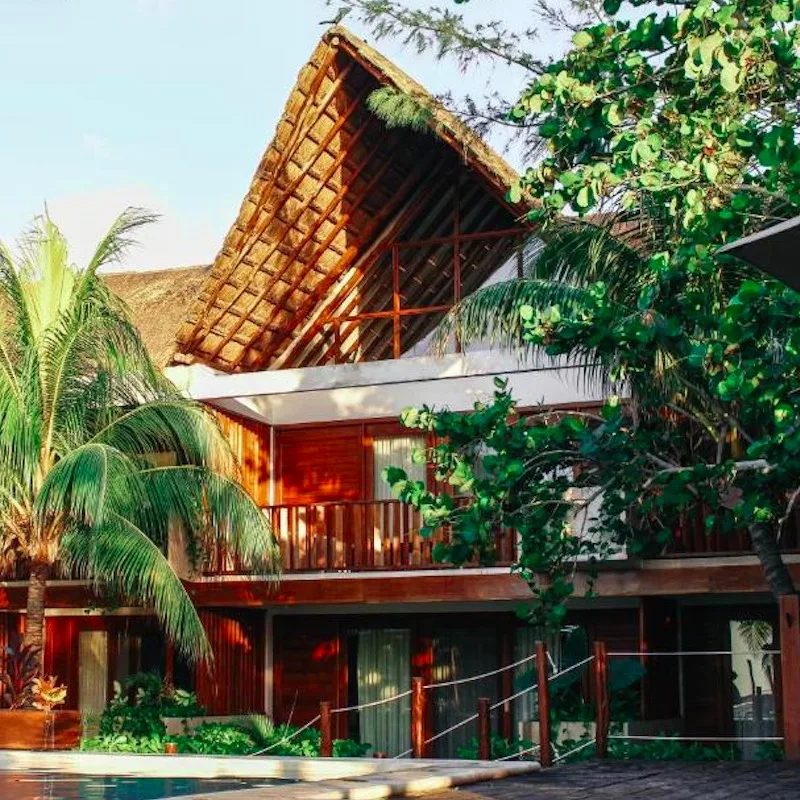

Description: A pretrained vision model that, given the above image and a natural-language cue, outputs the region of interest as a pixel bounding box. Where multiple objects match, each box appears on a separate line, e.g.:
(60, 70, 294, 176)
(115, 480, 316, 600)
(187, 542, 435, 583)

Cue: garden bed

(0, 709, 81, 750)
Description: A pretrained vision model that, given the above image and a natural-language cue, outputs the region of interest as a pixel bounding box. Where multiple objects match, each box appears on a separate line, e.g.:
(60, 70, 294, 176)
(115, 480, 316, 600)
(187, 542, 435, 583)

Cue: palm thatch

(175, 25, 530, 373)
(103, 265, 210, 368)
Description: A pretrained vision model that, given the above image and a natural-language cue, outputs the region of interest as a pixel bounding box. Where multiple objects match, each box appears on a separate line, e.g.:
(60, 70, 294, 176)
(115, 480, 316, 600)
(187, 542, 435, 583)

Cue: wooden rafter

(283, 164, 458, 368)
(251, 148, 444, 370)
(207, 114, 385, 366)
(226, 134, 405, 371)
(183, 42, 341, 346)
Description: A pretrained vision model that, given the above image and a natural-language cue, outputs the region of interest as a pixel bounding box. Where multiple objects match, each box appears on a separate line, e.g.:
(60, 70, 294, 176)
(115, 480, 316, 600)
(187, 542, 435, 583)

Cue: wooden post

(320, 701, 332, 758)
(780, 595, 800, 761)
(536, 641, 552, 768)
(478, 697, 491, 760)
(392, 245, 401, 359)
(594, 641, 609, 758)
(412, 677, 426, 758)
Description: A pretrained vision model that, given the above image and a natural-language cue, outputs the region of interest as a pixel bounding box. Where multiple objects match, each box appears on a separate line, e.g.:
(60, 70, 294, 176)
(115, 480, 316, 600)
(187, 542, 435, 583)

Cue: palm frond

(137, 465, 279, 577)
(84, 207, 159, 277)
(90, 401, 236, 477)
(60, 517, 211, 664)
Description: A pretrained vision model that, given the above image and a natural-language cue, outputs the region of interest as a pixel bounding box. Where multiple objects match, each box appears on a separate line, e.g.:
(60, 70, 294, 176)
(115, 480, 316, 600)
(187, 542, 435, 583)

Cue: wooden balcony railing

(205, 499, 517, 574)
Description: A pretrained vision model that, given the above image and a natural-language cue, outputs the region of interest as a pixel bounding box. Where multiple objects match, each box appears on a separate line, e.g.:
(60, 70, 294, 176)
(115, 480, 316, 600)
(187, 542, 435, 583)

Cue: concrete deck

(0, 750, 538, 799)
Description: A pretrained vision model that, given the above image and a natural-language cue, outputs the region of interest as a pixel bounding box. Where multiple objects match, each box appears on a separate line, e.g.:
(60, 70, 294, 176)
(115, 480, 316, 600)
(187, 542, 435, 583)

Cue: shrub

(457, 734, 534, 760)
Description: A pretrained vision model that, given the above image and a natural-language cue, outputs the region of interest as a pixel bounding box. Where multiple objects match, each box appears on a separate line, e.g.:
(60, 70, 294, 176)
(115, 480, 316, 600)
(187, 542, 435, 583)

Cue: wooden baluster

(392, 502, 401, 567)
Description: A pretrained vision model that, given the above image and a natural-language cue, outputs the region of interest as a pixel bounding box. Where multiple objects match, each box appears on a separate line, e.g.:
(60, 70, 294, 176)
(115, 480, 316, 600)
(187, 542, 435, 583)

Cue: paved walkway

(431, 760, 800, 800)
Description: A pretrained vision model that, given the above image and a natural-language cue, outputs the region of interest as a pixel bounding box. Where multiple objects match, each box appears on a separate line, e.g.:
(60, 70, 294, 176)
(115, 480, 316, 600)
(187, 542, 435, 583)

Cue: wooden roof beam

(283, 164, 458, 368)
(183, 46, 351, 347)
(251, 147, 445, 370)
(226, 136, 409, 370)
(202, 114, 384, 365)
(326, 183, 493, 363)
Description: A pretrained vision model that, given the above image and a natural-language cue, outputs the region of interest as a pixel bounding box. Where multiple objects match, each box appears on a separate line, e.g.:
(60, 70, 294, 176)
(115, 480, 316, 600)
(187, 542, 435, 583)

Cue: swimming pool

(0, 771, 292, 799)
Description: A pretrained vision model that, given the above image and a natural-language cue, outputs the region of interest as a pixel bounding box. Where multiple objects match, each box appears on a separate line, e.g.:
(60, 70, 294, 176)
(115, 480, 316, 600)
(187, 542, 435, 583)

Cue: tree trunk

(23, 561, 49, 674)
(750, 522, 795, 597)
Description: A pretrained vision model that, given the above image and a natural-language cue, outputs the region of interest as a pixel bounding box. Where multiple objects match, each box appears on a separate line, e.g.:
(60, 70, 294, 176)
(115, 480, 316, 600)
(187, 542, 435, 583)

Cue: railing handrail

(262, 498, 421, 511)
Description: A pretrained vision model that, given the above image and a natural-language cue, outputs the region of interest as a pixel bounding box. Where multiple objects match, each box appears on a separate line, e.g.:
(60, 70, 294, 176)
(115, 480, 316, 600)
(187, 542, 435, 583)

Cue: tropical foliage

(0, 210, 279, 669)
(345, 0, 800, 621)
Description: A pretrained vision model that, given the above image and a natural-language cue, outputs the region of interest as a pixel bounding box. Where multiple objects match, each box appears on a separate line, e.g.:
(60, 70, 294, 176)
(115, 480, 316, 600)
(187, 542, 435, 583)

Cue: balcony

(205, 499, 517, 574)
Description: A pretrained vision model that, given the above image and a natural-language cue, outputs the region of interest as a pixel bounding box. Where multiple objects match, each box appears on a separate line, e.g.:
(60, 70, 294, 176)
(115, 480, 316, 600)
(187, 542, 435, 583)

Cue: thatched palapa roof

(174, 25, 530, 372)
(103, 265, 211, 368)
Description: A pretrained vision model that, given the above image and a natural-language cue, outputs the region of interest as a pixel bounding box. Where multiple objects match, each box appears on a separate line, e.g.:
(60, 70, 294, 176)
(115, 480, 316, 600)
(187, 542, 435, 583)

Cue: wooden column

(536, 641, 552, 768)
(780, 595, 800, 761)
(412, 677, 426, 758)
(594, 641, 609, 758)
(392, 245, 401, 359)
(164, 641, 175, 686)
(478, 697, 491, 760)
(319, 701, 332, 758)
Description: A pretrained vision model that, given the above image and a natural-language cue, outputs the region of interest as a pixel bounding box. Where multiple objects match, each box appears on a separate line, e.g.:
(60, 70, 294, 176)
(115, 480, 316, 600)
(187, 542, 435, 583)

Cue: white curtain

(357, 629, 411, 756)
(372, 437, 426, 500)
(79, 631, 108, 732)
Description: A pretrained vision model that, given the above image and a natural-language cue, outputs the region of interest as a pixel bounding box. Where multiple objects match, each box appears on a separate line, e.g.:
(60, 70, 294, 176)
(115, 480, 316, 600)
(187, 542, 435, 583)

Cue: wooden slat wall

(275, 420, 418, 505)
(213, 407, 271, 506)
(196, 609, 265, 715)
(273, 616, 346, 735)
(277, 423, 364, 504)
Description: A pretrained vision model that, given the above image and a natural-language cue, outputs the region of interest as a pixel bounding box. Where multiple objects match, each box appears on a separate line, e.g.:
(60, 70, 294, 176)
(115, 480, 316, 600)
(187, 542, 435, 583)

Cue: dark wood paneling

(213, 407, 271, 506)
(273, 616, 346, 735)
(196, 609, 265, 715)
(277, 423, 365, 503)
(188, 572, 532, 607)
(640, 598, 680, 719)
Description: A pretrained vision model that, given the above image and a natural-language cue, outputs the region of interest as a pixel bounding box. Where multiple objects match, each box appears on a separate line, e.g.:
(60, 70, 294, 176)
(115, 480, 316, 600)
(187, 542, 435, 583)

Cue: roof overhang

(720, 215, 800, 290)
(166, 351, 607, 426)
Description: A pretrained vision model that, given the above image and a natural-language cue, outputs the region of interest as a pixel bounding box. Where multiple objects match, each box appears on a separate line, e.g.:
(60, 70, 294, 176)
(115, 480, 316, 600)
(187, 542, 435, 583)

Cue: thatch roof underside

(176, 26, 529, 372)
(104, 265, 211, 368)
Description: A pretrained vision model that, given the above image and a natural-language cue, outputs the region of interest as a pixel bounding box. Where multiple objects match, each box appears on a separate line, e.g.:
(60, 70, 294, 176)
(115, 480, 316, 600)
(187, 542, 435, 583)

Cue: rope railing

(330, 689, 413, 714)
(609, 650, 780, 657)
(423, 651, 538, 690)
(249, 714, 321, 757)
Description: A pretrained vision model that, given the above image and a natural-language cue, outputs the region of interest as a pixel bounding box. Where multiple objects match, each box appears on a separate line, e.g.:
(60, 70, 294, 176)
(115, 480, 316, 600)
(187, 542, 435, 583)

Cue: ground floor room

(0, 593, 783, 758)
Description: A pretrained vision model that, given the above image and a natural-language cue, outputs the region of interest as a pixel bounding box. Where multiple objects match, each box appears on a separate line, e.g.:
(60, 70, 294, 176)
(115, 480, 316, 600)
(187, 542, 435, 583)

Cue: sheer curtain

(357, 629, 411, 756)
(372, 437, 426, 500)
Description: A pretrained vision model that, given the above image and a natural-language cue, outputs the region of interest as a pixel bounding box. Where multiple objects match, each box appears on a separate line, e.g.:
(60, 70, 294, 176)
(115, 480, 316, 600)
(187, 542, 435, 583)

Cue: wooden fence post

(319, 701, 332, 758)
(412, 677, 426, 758)
(478, 697, 491, 760)
(780, 595, 800, 761)
(594, 641, 609, 758)
(536, 640, 552, 768)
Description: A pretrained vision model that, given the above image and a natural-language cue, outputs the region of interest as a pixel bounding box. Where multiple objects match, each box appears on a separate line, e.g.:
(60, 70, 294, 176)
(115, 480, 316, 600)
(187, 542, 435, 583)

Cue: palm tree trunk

(750, 522, 795, 597)
(23, 561, 49, 674)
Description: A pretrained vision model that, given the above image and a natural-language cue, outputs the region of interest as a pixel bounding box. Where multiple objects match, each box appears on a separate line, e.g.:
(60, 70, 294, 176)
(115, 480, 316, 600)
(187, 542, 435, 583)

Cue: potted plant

(0, 639, 80, 750)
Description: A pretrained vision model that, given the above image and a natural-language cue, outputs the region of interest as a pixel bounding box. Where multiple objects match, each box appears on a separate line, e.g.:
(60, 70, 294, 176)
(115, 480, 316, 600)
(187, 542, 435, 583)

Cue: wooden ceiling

(176, 26, 529, 372)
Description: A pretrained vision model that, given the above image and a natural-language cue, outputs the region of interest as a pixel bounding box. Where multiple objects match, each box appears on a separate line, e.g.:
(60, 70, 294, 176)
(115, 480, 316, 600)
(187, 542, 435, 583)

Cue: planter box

(0, 709, 82, 750)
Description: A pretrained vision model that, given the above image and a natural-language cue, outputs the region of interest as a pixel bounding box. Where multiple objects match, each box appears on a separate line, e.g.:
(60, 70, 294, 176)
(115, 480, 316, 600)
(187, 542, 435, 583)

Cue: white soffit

(166, 352, 607, 425)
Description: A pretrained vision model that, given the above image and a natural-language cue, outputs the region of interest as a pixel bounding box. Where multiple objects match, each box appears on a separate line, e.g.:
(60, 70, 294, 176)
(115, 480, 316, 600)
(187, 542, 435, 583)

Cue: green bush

(457, 734, 535, 760)
(81, 714, 370, 758)
(555, 734, 740, 763)
(97, 673, 204, 738)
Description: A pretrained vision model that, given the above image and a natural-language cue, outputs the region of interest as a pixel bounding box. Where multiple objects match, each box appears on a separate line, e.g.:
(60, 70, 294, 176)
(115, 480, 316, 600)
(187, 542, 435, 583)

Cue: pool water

(0, 772, 292, 799)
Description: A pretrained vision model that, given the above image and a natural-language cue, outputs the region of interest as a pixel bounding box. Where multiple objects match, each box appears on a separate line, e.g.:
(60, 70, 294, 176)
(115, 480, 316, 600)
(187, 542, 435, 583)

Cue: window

(372, 436, 426, 500)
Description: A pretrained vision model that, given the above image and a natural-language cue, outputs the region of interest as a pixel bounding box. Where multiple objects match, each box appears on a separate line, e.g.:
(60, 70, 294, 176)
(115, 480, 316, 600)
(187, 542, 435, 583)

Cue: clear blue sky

(0, 0, 568, 271)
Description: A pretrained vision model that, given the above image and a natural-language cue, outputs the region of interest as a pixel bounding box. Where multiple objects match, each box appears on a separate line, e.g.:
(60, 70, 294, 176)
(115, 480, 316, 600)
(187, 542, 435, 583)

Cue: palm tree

(0, 209, 279, 673)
